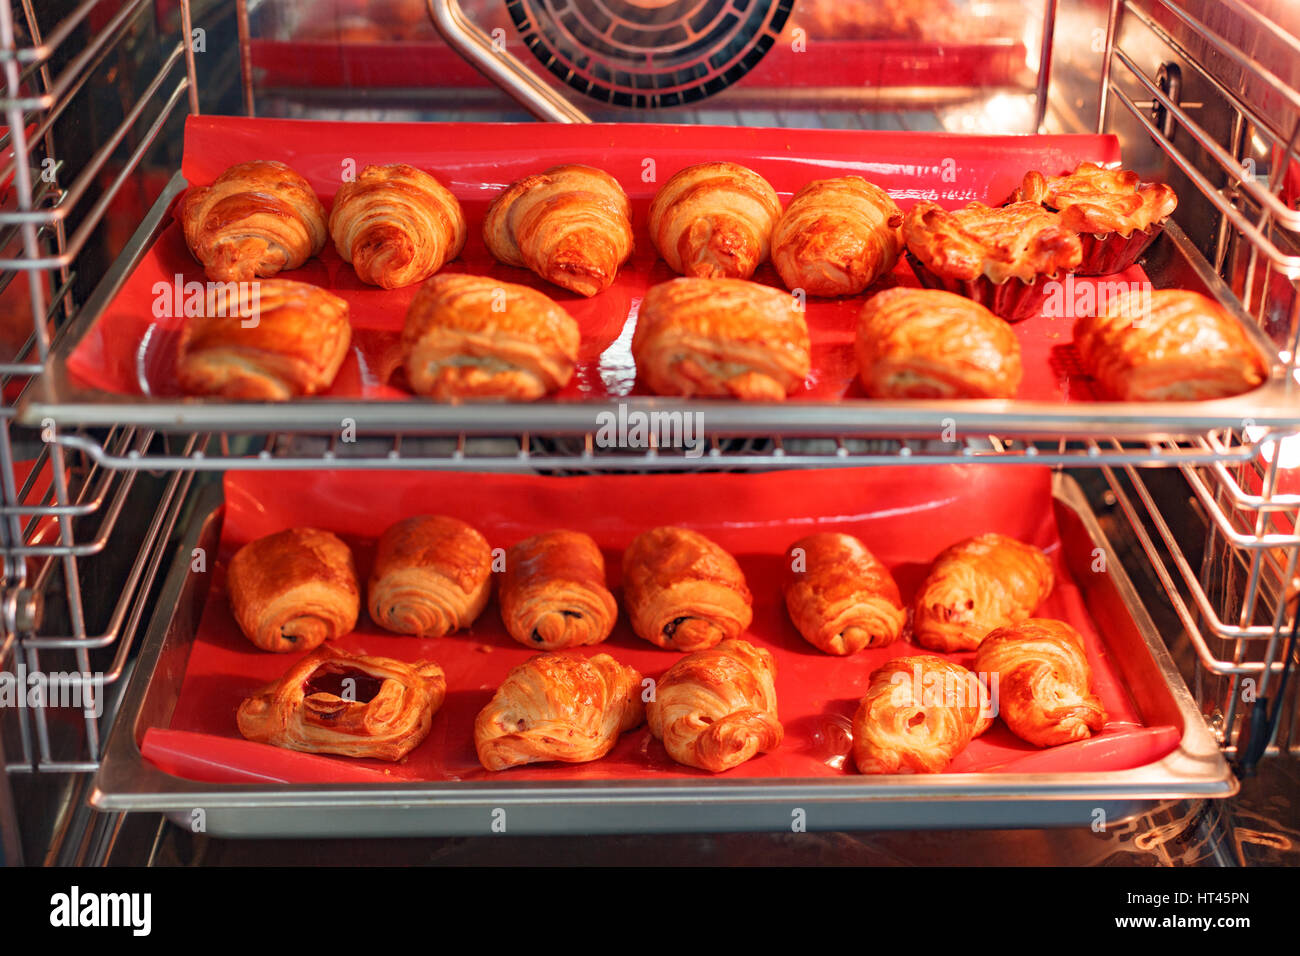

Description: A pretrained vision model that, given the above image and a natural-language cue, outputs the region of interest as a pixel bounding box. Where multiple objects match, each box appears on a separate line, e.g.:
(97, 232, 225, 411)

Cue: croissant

(482, 164, 634, 296)
(178, 159, 327, 282)
(783, 532, 904, 655)
(647, 162, 782, 279)
(974, 618, 1107, 747)
(622, 526, 753, 652)
(226, 527, 360, 653)
(237, 645, 446, 761)
(328, 163, 467, 289)
(368, 515, 493, 637)
(474, 652, 644, 770)
(498, 530, 617, 650)
(646, 638, 782, 772)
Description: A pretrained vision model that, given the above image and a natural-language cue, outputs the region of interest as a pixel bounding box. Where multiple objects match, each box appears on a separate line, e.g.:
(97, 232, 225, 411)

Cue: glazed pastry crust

(368, 515, 492, 637)
(783, 532, 904, 655)
(1012, 163, 1177, 237)
(903, 200, 1082, 284)
(499, 530, 618, 650)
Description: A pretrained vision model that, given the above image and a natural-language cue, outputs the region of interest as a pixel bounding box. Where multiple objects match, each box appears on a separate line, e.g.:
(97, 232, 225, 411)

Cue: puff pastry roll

(474, 652, 643, 771)
(974, 618, 1107, 747)
(623, 526, 753, 652)
(176, 279, 352, 400)
(368, 515, 492, 637)
(226, 527, 360, 653)
(632, 277, 811, 400)
(401, 273, 579, 400)
(648, 162, 782, 280)
(328, 163, 467, 289)
(783, 532, 905, 655)
(770, 176, 903, 297)
(482, 164, 633, 297)
(498, 530, 617, 650)
(237, 645, 446, 761)
(852, 656, 993, 774)
(913, 533, 1054, 653)
(1072, 289, 1267, 401)
(646, 638, 782, 772)
(178, 160, 327, 282)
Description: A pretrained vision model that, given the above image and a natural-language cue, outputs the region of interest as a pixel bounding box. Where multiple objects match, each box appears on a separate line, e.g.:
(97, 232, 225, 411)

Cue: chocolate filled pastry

(178, 159, 327, 282)
(499, 530, 617, 650)
(622, 526, 753, 652)
(646, 638, 782, 772)
(783, 532, 905, 655)
(474, 652, 643, 770)
(226, 527, 360, 653)
(368, 515, 493, 637)
(237, 645, 446, 761)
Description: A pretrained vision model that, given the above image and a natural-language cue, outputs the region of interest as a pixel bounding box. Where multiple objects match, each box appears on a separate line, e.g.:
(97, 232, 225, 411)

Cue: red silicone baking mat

(144, 465, 1180, 784)
(65, 115, 1127, 404)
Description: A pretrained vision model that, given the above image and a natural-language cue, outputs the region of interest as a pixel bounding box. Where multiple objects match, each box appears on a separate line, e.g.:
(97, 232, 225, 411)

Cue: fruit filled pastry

(646, 638, 782, 772)
(237, 645, 446, 761)
(855, 287, 1023, 399)
(474, 652, 643, 771)
(368, 515, 493, 637)
(226, 527, 360, 653)
(498, 530, 618, 650)
(400, 273, 579, 400)
(178, 159, 327, 282)
(912, 532, 1054, 653)
(770, 176, 903, 297)
(175, 279, 352, 400)
(482, 164, 634, 296)
(974, 618, 1107, 747)
(648, 161, 782, 280)
(622, 526, 753, 652)
(852, 656, 992, 774)
(328, 163, 467, 288)
(631, 277, 811, 400)
(782, 532, 905, 655)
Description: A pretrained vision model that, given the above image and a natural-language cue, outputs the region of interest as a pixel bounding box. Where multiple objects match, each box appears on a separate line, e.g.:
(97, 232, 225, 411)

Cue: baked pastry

(632, 277, 811, 400)
(1072, 289, 1267, 401)
(782, 532, 904, 655)
(647, 162, 782, 279)
(368, 515, 492, 637)
(236, 645, 446, 761)
(498, 530, 617, 650)
(482, 164, 633, 296)
(176, 279, 351, 400)
(856, 287, 1022, 399)
(622, 526, 753, 652)
(770, 176, 903, 297)
(178, 159, 327, 282)
(646, 638, 782, 772)
(474, 652, 643, 771)
(913, 532, 1053, 653)
(328, 163, 467, 289)
(974, 618, 1107, 747)
(400, 273, 579, 400)
(852, 656, 993, 774)
(226, 527, 360, 653)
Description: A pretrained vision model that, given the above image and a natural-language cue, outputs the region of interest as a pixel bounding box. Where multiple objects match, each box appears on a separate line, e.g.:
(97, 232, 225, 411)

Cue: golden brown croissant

(482, 164, 633, 296)
(498, 530, 617, 650)
(237, 645, 446, 761)
(646, 638, 782, 772)
(474, 652, 644, 771)
(974, 618, 1107, 747)
(913, 532, 1054, 653)
(783, 532, 904, 655)
(178, 160, 327, 282)
(622, 526, 753, 652)
(328, 163, 467, 289)
(648, 162, 782, 279)
(368, 515, 492, 637)
(226, 527, 360, 653)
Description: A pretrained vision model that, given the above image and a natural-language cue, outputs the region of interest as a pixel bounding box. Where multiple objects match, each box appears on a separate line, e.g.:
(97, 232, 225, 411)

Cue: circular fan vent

(504, 0, 795, 108)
